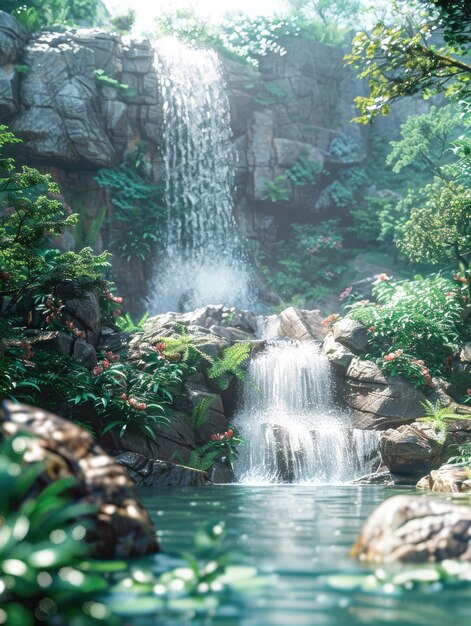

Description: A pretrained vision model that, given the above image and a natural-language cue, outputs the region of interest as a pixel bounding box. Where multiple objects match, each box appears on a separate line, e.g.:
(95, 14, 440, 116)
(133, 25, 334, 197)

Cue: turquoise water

(135, 485, 471, 626)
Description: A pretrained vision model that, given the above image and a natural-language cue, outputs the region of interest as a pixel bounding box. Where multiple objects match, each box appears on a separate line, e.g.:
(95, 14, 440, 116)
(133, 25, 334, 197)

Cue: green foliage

(345, 0, 471, 123)
(397, 179, 471, 274)
(0, 435, 119, 625)
(386, 105, 463, 176)
(262, 176, 291, 203)
(93, 69, 132, 96)
(349, 273, 470, 385)
(286, 154, 323, 187)
(325, 167, 369, 208)
(114, 311, 149, 332)
(155, 12, 302, 66)
(8, 0, 106, 31)
(95, 159, 165, 263)
(261, 220, 346, 306)
(185, 396, 215, 430)
(0, 128, 111, 330)
(178, 430, 246, 472)
(416, 399, 463, 438)
(208, 343, 251, 391)
(110, 10, 135, 34)
(286, 0, 362, 28)
(447, 442, 471, 465)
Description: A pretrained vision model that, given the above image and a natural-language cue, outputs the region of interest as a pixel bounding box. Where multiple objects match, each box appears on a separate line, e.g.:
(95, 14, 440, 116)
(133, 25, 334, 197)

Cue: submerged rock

(417, 463, 471, 493)
(352, 494, 471, 563)
(0, 401, 159, 558)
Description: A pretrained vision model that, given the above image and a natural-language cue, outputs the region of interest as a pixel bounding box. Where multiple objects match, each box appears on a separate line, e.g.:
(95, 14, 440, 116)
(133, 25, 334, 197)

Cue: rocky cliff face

(0, 12, 424, 313)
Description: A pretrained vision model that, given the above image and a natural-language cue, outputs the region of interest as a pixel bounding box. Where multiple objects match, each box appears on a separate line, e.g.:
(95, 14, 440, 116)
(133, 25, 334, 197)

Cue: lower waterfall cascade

(234, 340, 379, 484)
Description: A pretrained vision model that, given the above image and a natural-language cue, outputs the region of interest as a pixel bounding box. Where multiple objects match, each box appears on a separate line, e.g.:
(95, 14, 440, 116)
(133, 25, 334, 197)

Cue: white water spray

(234, 340, 378, 484)
(151, 37, 252, 312)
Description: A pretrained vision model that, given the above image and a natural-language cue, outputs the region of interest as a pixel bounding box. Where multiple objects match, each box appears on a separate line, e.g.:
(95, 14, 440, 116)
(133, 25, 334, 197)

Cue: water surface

(137, 485, 471, 626)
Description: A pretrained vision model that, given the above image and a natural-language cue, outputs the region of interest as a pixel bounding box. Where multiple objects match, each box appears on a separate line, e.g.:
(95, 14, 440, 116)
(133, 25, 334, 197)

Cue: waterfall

(150, 37, 252, 312)
(234, 340, 379, 484)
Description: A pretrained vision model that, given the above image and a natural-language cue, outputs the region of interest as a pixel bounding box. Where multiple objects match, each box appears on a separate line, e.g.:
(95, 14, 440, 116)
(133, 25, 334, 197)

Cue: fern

(172, 444, 220, 472)
(447, 442, 471, 466)
(186, 396, 215, 430)
(115, 311, 149, 332)
(208, 342, 251, 390)
(417, 400, 465, 439)
(162, 330, 214, 366)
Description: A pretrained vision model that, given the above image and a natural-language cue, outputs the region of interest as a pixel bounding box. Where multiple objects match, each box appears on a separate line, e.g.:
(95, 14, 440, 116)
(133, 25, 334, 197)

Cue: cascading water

(234, 340, 379, 484)
(151, 37, 252, 312)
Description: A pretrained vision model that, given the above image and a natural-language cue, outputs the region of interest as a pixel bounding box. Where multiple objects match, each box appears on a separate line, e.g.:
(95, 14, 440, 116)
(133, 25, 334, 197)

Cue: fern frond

(186, 396, 215, 430)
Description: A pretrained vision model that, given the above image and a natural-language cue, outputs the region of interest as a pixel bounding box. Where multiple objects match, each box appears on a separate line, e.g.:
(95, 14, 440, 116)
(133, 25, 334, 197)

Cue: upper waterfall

(150, 37, 252, 312)
(234, 340, 379, 484)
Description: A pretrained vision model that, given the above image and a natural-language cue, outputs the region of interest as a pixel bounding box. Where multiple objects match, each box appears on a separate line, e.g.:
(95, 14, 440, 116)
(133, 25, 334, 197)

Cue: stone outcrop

(278, 306, 325, 341)
(379, 423, 445, 477)
(0, 401, 158, 558)
(324, 330, 429, 429)
(417, 463, 471, 493)
(351, 494, 471, 563)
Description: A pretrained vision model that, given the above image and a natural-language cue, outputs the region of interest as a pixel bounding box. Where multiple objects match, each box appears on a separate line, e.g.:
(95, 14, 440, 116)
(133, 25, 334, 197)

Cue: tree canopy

(345, 0, 471, 123)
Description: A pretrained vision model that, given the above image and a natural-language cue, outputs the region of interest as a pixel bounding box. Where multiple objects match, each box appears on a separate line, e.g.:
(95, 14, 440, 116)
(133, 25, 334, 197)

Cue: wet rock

(0, 401, 158, 558)
(209, 325, 254, 342)
(323, 334, 354, 370)
(417, 463, 471, 493)
(97, 329, 131, 353)
(346, 358, 387, 384)
(73, 338, 97, 369)
(0, 11, 29, 66)
(65, 292, 101, 336)
(380, 423, 445, 476)
(278, 306, 325, 341)
(349, 470, 394, 485)
(114, 452, 209, 486)
(0, 65, 20, 117)
(345, 376, 428, 430)
(28, 330, 74, 357)
(351, 494, 471, 563)
(332, 318, 369, 354)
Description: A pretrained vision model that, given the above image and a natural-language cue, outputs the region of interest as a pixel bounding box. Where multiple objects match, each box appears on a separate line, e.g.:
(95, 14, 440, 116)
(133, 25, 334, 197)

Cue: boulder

(0, 10, 29, 66)
(0, 401, 158, 558)
(346, 358, 387, 384)
(351, 494, 471, 563)
(323, 334, 354, 370)
(114, 452, 209, 486)
(345, 376, 428, 430)
(278, 307, 325, 341)
(0, 65, 20, 117)
(380, 423, 445, 476)
(417, 463, 471, 493)
(332, 318, 369, 354)
(73, 338, 97, 369)
(65, 291, 101, 337)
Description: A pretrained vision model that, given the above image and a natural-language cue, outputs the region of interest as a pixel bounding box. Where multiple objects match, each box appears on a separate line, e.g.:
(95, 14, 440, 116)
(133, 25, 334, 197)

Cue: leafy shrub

(261, 176, 291, 203)
(416, 400, 464, 440)
(348, 273, 470, 385)
(93, 69, 132, 96)
(95, 158, 165, 263)
(261, 220, 346, 306)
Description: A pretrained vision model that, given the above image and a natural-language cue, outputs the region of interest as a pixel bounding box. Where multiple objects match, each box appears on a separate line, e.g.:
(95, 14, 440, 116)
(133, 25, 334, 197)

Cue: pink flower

(339, 286, 353, 301)
(112, 309, 121, 318)
(376, 273, 391, 281)
(121, 393, 127, 401)
(357, 300, 370, 306)
(113, 296, 123, 304)
(138, 402, 147, 411)
(384, 353, 396, 362)
(93, 366, 103, 376)
(322, 313, 340, 328)
(467, 389, 471, 397)
(368, 326, 375, 332)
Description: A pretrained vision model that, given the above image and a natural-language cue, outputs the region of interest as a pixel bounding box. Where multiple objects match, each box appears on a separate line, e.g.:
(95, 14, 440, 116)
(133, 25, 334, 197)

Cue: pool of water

(132, 484, 471, 626)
